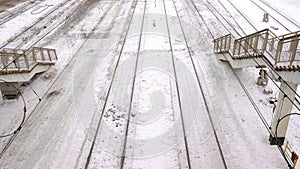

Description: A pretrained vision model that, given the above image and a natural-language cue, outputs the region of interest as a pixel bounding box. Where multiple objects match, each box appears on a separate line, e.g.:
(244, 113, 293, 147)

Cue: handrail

(213, 34, 232, 41)
(279, 30, 300, 40)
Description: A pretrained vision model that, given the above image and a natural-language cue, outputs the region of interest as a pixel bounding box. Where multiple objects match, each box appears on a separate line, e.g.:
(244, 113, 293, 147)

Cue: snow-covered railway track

(119, 1, 146, 168)
(172, 0, 229, 168)
(0, 1, 41, 25)
(161, 0, 192, 167)
(1, 0, 85, 50)
(248, 0, 298, 33)
(0, 0, 118, 161)
(221, 0, 257, 34)
(84, 0, 224, 167)
(256, 0, 300, 29)
(220, 0, 298, 34)
(82, 0, 140, 168)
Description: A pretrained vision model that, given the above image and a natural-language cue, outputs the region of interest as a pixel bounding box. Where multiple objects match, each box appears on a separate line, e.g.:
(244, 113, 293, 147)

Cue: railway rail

(0, 0, 41, 25)
(162, 0, 192, 167)
(119, 1, 146, 167)
(257, 0, 300, 29)
(222, 0, 257, 32)
(171, 0, 229, 168)
(82, 0, 139, 168)
(249, 0, 291, 32)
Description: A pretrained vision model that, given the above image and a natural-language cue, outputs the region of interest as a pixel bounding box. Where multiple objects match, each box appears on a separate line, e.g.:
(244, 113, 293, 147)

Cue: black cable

(0, 79, 27, 138)
(21, 74, 42, 101)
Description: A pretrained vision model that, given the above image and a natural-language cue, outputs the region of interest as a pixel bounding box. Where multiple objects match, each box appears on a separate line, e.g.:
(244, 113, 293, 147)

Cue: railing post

(24, 53, 29, 69)
(289, 37, 299, 66)
(13, 53, 20, 71)
(276, 40, 283, 65)
(233, 41, 237, 56)
(253, 36, 259, 52)
(270, 38, 275, 52)
(47, 49, 52, 62)
(40, 48, 45, 62)
(224, 36, 228, 51)
(262, 31, 269, 53)
(228, 35, 231, 52)
(1, 54, 8, 71)
(220, 37, 223, 52)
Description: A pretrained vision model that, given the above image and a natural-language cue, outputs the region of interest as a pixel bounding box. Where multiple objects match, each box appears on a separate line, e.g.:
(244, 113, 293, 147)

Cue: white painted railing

(214, 29, 300, 68)
(0, 47, 57, 74)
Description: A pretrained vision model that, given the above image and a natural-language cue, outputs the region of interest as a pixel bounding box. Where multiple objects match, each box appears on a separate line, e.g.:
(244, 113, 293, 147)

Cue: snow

(0, 0, 299, 168)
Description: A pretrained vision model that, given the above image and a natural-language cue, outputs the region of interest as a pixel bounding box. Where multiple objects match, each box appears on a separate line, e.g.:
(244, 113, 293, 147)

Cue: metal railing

(0, 47, 57, 74)
(214, 29, 300, 67)
(213, 34, 233, 53)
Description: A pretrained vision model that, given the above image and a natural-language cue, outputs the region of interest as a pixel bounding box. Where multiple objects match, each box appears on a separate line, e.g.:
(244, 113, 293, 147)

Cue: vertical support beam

(289, 38, 299, 66)
(24, 54, 29, 69)
(262, 32, 269, 52)
(40, 48, 45, 62)
(269, 81, 298, 145)
(275, 40, 283, 64)
(224, 36, 227, 51)
(214, 40, 217, 52)
(253, 36, 259, 52)
(238, 40, 241, 56)
(228, 35, 231, 52)
(47, 49, 52, 62)
(220, 37, 223, 52)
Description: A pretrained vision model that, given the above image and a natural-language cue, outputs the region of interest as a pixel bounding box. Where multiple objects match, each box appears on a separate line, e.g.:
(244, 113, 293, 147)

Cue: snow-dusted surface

(0, 0, 299, 168)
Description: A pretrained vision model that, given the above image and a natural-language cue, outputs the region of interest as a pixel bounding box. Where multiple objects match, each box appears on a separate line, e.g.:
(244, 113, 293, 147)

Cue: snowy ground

(0, 0, 299, 168)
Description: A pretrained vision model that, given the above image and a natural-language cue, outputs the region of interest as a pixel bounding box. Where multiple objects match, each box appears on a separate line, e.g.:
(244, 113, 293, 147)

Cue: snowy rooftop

(0, 0, 300, 168)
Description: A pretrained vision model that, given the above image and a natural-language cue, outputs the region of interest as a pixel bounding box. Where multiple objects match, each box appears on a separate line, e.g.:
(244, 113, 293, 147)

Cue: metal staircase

(0, 47, 57, 75)
(0, 47, 57, 98)
(214, 30, 300, 151)
(213, 29, 300, 71)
